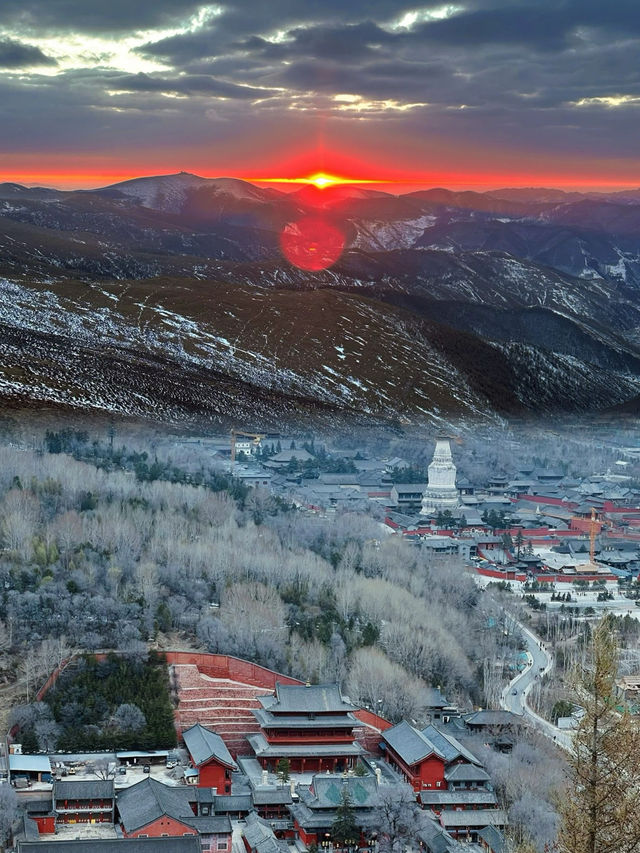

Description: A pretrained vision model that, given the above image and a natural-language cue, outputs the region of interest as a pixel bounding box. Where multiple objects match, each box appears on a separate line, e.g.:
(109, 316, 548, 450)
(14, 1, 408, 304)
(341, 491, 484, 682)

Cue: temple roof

(116, 779, 195, 834)
(444, 763, 490, 783)
(54, 780, 114, 801)
(259, 683, 357, 714)
(247, 733, 363, 758)
(382, 721, 480, 768)
(182, 723, 237, 770)
(253, 708, 357, 729)
(304, 775, 378, 808)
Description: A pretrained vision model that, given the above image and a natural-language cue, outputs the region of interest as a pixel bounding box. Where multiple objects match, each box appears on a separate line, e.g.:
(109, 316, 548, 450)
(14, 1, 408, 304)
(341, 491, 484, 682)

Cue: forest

(0, 423, 528, 735)
(14, 650, 177, 752)
(1, 418, 631, 851)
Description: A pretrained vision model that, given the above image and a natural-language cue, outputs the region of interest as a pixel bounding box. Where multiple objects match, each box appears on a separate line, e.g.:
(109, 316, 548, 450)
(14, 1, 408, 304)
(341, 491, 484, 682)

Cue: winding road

(499, 613, 574, 752)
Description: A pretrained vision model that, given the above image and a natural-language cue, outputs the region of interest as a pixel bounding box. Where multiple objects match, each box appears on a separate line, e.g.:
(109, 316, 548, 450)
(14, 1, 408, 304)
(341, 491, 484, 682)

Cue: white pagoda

(421, 437, 459, 514)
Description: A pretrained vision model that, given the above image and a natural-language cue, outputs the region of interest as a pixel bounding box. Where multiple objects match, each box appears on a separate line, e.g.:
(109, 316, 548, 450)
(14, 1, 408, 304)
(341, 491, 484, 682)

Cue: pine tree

(557, 614, 640, 853)
(514, 529, 524, 560)
(332, 786, 359, 848)
(276, 757, 290, 783)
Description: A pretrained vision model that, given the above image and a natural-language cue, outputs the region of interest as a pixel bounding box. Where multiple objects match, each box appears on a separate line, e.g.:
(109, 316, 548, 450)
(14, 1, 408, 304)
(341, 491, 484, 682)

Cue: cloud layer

(1, 1, 640, 186)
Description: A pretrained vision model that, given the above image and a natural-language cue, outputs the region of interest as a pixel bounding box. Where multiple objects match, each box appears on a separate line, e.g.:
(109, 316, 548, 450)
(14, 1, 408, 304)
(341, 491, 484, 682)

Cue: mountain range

(3, 172, 640, 428)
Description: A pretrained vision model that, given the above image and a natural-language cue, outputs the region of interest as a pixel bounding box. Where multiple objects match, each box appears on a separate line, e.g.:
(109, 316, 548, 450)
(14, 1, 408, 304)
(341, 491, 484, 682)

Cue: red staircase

(173, 664, 273, 756)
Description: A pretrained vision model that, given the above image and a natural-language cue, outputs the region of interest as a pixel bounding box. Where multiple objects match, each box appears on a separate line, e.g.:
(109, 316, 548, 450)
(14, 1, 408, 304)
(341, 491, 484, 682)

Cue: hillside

(3, 174, 640, 425)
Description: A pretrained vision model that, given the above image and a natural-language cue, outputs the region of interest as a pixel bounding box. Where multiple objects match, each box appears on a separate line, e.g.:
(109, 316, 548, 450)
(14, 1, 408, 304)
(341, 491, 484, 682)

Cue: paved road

(499, 614, 574, 752)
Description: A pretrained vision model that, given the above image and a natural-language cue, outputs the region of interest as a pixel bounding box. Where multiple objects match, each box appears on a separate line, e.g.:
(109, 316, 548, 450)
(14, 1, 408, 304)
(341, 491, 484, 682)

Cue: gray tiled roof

(16, 840, 202, 853)
(289, 802, 379, 830)
(181, 815, 232, 834)
(183, 723, 237, 769)
(478, 825, 507, 853)
(444, 763, 490, 783)
(464, 710, 519, 728)
(417, 817, 459, 853)
(243, 812, 290, 853)
(54, 780, 114, 801)
(439, 809, 507, 828)
(253, 708, 357, 728)
(383, 720, 437, 766)
(261, 683, 357, 714)
(306, 775, 378, 808)
(116, 778, 194, 833)
(424, 688, 449, 709)
(26, 800, 54, 815)
(418, 790, 497, 806)
(421, 726, 480, 765)
(214, 794, 253, 813)
(251, 788, 293, 806)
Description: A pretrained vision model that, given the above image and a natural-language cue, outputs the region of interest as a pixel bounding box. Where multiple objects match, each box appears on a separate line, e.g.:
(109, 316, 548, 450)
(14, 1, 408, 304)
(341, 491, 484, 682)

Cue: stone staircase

(173, 663, 273, 757)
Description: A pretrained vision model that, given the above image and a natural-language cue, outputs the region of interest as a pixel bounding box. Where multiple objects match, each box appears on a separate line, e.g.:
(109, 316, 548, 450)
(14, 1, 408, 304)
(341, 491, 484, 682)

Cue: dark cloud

(2, 0, 640, 182)
(234, 22, 393, 63)
(0, 0, 204, 33)
(112, 71, 275, 99)
(0, 38, 56, 67)
(409, 1, 640, 50)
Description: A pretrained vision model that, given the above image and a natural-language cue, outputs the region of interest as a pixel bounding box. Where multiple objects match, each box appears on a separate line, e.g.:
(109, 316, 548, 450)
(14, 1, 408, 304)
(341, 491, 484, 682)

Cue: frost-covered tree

(112, 703, 146, 733)
(373, 783, 425, 853)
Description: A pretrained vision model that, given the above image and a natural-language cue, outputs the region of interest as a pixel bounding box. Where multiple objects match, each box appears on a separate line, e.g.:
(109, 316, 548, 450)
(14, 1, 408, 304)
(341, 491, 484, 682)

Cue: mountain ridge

(3, 172, 640, 425)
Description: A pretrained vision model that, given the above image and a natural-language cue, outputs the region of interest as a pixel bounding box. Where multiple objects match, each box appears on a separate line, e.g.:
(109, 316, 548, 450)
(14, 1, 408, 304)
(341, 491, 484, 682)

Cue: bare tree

(87, 758, 115, 780)
(373, 782, 425, 853)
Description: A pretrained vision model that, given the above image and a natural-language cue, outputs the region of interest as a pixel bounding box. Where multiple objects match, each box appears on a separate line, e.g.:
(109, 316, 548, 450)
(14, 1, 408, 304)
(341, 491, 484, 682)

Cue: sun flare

(248, 172, 388, 189)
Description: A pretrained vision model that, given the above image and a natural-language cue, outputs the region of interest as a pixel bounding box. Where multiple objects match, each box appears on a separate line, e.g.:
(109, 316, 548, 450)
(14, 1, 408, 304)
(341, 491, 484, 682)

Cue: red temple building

(381, 721, 507, 840)
(247, 683, 364, 773)
(182, 723, 238, 792)
(289, 774, 380, 849)
(117, 777, 233, 849)
(53, 780, 115, 825)
(382, 721, 486, 791)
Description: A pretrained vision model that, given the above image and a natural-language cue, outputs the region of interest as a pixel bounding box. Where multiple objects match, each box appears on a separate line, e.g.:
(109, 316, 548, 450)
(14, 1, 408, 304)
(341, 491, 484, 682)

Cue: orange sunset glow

(5, 165, 640, 195)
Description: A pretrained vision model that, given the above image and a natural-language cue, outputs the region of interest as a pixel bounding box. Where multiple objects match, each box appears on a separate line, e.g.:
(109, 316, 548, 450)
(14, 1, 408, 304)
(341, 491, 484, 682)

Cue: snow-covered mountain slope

(0, 273, 639, 427)
(3, 172, 640, 424)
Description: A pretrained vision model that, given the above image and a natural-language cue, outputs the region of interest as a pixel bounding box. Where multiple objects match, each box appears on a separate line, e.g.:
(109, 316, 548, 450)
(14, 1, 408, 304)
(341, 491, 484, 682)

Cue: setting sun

(248, 171, 388, 189)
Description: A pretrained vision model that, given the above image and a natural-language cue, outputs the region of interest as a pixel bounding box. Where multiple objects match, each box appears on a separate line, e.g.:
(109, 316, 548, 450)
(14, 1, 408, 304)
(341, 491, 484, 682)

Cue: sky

(1, 0, 640, 191)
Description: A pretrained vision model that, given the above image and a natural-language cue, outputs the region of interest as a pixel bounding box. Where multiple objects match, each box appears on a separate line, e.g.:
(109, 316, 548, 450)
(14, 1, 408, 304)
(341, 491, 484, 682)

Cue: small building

(251, 786, 293, 823)
(53, 779, 115, 824)
(25, 801, 56, 835)
(381, 722, 486, 795)
(463, 710, 520, 733)
(182, 723, 238, 792)
(9, 754, 52, 785)
(117, 777, 232, 851)
(423, 688, 457, 724)
(235, 470, 273, 488)
(391, 484, 428, 514)
(478, 825, 507, 853)
(616, 675, 640, 709)
(268, 449, 315, 466)
(438, 809, 508, 842)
